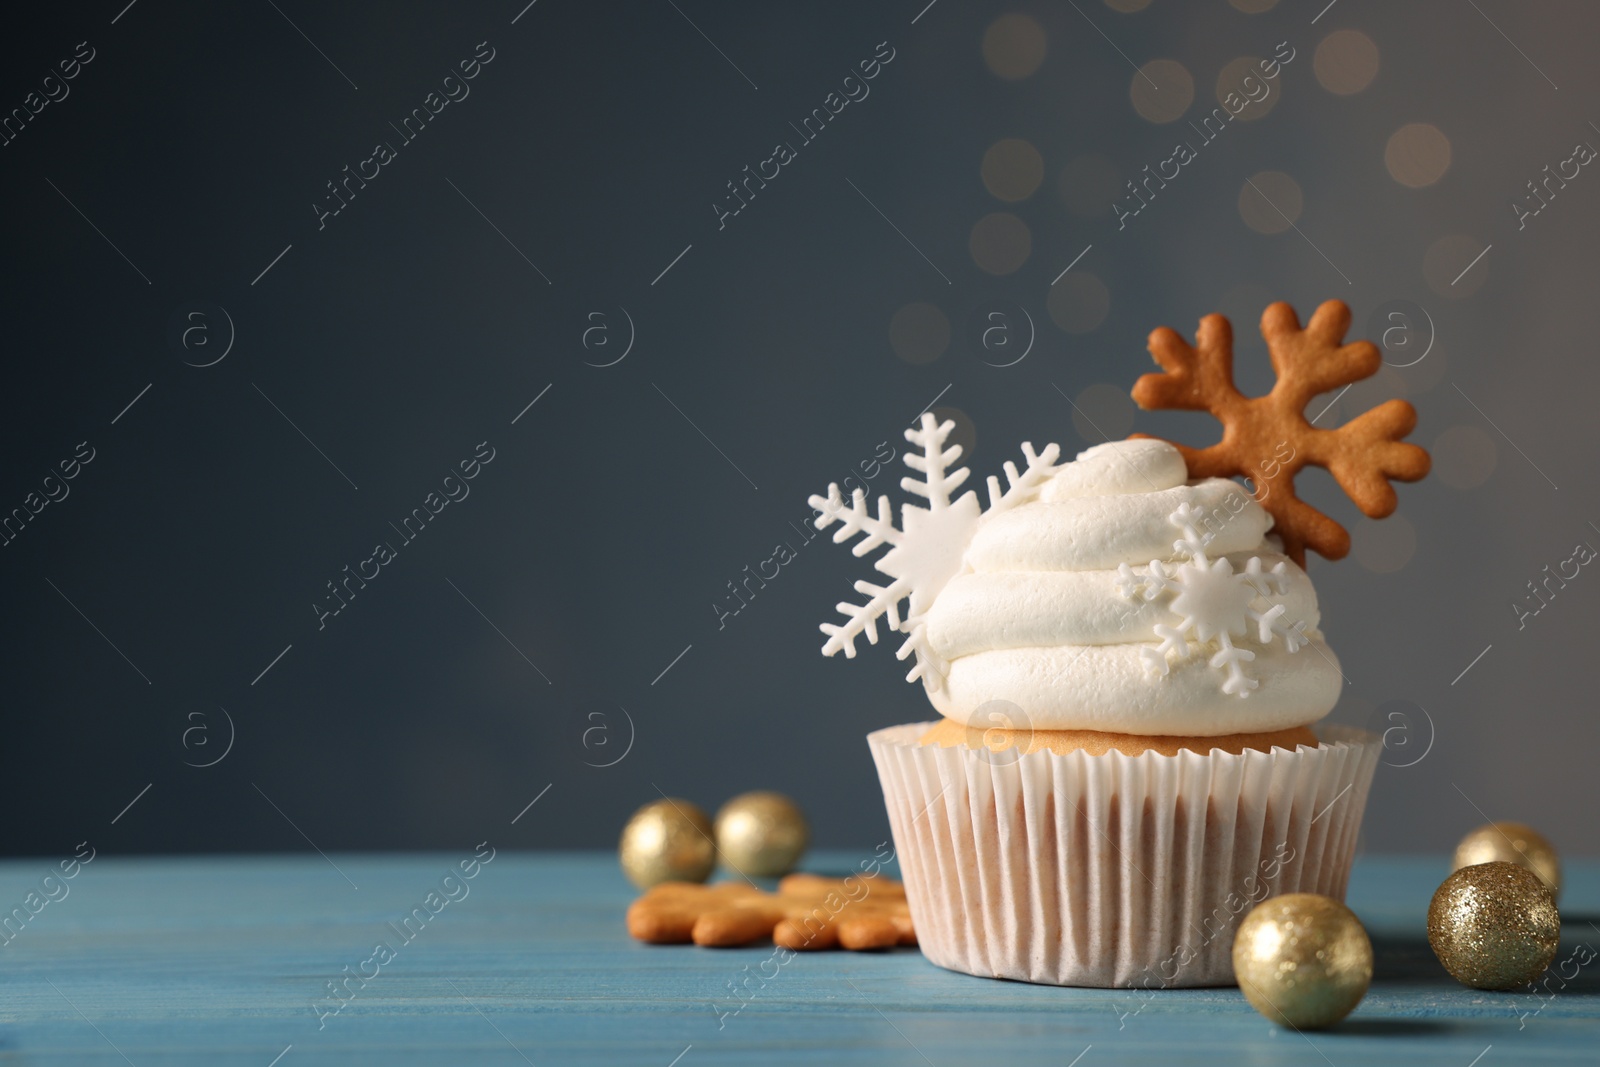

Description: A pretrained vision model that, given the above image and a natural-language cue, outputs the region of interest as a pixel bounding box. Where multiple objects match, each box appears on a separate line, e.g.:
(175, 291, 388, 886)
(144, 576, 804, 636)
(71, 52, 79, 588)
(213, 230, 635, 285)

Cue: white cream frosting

(926, 551, 1319, 657)
(965, 480, 1273, 573)
(922, 439, 1339, 735)
(1037, 436, 1189, 500)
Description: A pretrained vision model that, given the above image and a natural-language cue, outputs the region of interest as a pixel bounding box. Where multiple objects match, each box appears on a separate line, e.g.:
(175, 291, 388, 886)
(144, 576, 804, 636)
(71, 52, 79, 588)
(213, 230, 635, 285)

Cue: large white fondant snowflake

(1115, 502, 1308, 697)
(809, 413, 1060, 691)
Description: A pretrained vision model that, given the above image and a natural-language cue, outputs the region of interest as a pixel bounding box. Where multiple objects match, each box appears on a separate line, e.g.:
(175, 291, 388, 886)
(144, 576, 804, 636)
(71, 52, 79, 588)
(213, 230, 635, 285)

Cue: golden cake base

(918, 716, 1318, 757)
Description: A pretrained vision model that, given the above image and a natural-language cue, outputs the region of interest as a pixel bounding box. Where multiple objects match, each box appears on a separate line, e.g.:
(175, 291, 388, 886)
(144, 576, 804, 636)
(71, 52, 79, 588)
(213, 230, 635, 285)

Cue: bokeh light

(889, 303, 951, 364)
(1433, 425, 1498, 489)
(1238, 171, 1304, 234)
(1353, 514, 1417, 573)
(969, 212, 1032, 275)
(1048, 272, 1111, 334)
(1315, 30, 1380, 95)
(1398, 342, 1447, 393)
(1070, 383, 1137, 444)
(983, 14, 1047, 80)
(932, 405, 977, 461)
(1216, 57, 1280, 122)
(1131, 60, 1194, 124)
(1216, 282, 1275, 336)
(982, 139, 1045, 202)
(1386, 123, 1452, 188)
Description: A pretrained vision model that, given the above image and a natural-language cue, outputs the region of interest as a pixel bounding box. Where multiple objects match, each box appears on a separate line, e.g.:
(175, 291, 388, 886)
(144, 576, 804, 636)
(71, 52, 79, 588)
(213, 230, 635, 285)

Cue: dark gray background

(3, 0, 1593, 859)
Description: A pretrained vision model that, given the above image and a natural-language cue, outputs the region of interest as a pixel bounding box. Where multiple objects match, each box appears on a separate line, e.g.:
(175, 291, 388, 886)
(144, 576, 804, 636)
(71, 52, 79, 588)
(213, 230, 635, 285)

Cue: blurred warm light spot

(1059, 153, 1121, 218)
(889, 303, 951, 364)
(1423, 234, 1488, 297)
(983, 14, 1047, 80)
(970, 212, 1032, 275)
(1386, 123, 1451, 188)
(1315, 30, 1379, 95)
(1354, 514, 1416, 574)
(1238, 171, 1303, 234)
(1216, 57, 1279, 121)
(1131, 60, 1194, 124)
(1398, 341, 1447, 392)
(1433, 425, 1498, 489)
(1048, 272, 1111, 334)
(932, 405, 978, 460)
(982, 139, 1045, 202)
(1217, 281, 1274, 331)
(1071, 383, 1136, 443)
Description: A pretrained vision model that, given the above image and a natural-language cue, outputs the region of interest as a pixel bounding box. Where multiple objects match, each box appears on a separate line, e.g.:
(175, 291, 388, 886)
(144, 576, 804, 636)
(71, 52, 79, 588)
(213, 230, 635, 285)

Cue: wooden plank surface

(0, 851, 1593, 1065)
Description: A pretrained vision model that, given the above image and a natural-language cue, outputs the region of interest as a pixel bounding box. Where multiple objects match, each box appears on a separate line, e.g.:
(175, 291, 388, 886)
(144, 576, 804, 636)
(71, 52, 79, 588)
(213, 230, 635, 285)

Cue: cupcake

(809, 300, 1427, 988)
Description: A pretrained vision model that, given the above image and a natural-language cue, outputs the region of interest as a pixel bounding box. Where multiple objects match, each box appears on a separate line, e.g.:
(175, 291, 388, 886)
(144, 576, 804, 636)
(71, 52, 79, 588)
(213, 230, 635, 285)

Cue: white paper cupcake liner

(868, 722, 1379, 988)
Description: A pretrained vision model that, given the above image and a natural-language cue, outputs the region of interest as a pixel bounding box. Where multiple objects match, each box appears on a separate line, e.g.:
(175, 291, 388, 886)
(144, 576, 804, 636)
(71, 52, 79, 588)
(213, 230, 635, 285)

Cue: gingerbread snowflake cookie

(1132, 299, 1430, 565)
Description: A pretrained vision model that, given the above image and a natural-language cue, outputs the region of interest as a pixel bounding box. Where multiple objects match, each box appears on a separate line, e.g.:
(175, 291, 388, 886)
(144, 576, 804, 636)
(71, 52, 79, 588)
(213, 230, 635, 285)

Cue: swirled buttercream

(921, 439, 1338, 734)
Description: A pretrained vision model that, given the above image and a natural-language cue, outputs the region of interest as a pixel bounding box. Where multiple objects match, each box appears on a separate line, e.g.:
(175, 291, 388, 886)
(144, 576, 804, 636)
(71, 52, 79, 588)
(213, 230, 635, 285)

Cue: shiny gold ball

(1454, 822, 1561, 899)
(1428, 861, 1559, 990)
(1233, 893, 1373, 1029)
(714, 791, 809, 877)
(618, 798, 715, 889)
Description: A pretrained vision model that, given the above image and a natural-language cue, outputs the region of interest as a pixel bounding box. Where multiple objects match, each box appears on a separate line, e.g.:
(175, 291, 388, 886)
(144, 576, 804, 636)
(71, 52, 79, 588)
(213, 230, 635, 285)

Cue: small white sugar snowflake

(809, 413, 1060, 691)
(1116, 502, 1308, 697)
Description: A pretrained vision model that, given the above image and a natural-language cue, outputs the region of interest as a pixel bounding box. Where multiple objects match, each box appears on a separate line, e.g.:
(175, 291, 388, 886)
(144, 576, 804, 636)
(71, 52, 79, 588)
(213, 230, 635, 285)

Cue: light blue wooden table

(1, 851, 1594, 1065)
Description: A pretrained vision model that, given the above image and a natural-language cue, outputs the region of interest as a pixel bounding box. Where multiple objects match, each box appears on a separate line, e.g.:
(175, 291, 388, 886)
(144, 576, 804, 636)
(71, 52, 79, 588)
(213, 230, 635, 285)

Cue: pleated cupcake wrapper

(868, 722, 1380, 988)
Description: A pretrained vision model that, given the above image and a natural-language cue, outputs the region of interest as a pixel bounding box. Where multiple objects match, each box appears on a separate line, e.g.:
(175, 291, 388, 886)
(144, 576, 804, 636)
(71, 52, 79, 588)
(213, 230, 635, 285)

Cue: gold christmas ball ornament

(1232, 893, 1373, 1030)
(1428, 861, 1560, 990)
(1453, 822, 1561, 899)
(714, 791, 810, 877)
(618, 799, 716, 889)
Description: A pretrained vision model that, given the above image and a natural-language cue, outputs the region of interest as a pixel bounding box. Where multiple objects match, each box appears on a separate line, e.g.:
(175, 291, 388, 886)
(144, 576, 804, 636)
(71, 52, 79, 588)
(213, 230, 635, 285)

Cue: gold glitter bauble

(618, 799, 715, 889)
(1453, 822, 1561, 899)
(714, 791, 809, 877)
(1232, 893, 1373, 1029)
(1429, 861, 1559, 990)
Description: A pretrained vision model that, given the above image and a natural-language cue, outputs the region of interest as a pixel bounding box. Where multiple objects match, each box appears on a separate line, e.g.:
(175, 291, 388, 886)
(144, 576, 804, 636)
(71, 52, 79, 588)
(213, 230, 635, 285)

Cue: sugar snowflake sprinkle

(1116, 502, 1308, 697)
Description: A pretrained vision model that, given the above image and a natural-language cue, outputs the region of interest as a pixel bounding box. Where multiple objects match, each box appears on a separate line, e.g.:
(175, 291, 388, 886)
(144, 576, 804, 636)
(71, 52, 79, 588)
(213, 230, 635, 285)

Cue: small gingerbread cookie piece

(626, 873, 915, 951)
(772, 873, 913, 950)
